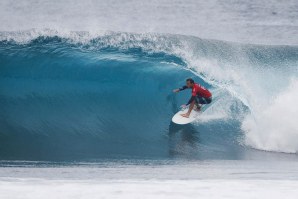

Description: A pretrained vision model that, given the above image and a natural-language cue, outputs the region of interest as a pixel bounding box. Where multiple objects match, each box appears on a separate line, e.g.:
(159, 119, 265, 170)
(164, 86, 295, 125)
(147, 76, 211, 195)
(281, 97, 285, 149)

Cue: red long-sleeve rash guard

(179, 83, 212, 105)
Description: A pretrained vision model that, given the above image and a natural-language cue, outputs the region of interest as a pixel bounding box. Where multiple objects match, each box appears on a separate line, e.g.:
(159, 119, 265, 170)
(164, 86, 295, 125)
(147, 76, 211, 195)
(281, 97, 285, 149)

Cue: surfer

(173, 78, 212, 118)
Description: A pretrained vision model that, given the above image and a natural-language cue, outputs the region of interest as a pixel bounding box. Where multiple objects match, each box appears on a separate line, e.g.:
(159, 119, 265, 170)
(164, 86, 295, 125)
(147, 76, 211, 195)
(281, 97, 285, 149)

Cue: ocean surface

(0, 0, 298, 198)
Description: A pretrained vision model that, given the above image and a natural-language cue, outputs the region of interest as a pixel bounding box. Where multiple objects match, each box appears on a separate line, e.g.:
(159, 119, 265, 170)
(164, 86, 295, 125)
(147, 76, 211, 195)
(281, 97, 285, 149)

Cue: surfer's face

(186, 81, 193, 88)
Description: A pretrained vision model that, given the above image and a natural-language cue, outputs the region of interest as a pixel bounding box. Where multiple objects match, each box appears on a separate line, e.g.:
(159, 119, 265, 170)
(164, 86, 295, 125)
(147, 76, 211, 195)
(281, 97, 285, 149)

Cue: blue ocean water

(0, 36, 233, 160)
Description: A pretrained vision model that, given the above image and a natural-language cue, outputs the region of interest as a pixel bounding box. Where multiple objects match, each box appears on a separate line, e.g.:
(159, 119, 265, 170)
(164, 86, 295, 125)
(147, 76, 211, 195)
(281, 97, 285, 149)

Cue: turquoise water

(1, 34, 298, 161)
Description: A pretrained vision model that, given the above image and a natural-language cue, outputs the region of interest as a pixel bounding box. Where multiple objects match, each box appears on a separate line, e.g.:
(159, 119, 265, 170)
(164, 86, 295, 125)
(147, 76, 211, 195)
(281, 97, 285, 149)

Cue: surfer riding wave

(173, 78, 212, 118)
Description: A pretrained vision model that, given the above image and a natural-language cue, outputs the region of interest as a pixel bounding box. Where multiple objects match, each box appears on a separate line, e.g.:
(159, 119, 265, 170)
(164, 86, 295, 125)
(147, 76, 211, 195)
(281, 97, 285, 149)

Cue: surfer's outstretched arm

(179, 85, 188, 91)
(173, 86, 188, 93)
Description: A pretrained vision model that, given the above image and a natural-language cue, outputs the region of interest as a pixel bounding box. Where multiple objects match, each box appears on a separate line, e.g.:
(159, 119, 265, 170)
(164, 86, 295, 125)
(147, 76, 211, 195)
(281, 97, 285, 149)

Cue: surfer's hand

(173, 89, 180, 93)
(180, 104, 187, 109)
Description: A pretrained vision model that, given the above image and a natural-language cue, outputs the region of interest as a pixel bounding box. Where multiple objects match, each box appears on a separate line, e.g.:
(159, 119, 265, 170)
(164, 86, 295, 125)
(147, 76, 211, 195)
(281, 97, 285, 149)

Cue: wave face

(0, 32, 298, 160)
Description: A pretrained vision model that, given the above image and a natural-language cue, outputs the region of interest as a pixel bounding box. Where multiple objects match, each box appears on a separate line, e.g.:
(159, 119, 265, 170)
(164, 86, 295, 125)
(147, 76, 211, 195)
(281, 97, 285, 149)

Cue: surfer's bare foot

(180, 113, 190, 118)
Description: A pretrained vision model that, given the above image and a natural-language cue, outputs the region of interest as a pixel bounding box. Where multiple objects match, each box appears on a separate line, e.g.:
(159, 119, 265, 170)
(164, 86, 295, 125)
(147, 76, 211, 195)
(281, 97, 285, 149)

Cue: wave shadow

(167, 122, 201, 158)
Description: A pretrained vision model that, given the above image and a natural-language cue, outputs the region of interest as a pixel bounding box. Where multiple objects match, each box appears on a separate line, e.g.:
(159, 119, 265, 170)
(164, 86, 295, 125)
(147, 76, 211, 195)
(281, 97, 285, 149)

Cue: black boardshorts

(195, 96, 212, 104)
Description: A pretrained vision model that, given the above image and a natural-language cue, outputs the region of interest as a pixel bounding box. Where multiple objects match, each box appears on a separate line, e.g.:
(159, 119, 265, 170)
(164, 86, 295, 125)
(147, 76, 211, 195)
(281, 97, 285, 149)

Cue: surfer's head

(186, 78, 194, 88)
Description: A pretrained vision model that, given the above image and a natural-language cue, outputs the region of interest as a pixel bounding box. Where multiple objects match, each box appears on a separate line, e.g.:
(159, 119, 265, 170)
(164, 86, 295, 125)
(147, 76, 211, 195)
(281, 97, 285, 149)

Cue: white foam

(1, 161, 298, 198)
(0, 179, 298, 199)
(243, 79, 298, 153)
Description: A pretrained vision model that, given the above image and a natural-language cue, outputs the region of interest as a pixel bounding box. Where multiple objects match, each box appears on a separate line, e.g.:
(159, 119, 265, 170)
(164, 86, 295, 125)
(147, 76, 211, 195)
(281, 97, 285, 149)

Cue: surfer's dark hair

(186, 78, 194, 84)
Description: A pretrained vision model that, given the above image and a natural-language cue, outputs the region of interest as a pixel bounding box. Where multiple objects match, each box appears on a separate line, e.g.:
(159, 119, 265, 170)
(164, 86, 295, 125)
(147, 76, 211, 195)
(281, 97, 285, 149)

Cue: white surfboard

(172, 107, 201, 125)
